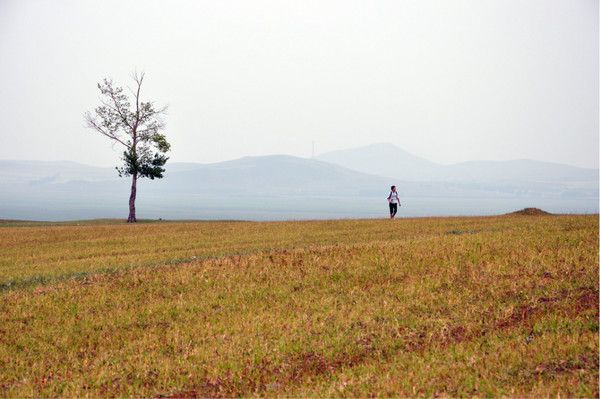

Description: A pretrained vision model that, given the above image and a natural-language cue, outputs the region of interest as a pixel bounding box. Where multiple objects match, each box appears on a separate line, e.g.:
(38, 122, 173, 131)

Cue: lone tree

(85, 72, 170, 223)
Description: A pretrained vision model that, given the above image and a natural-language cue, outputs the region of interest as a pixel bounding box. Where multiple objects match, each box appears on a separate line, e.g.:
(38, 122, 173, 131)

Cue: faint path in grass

(1, 217, 522, 291)
(0, 235, 441, 292)
(1, 215, 594, 292)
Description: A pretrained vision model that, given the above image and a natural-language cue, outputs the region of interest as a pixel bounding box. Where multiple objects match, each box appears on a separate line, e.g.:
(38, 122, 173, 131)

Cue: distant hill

(0, 159, 210, 185)
(151, 155, 389, 196)
(0, 156, 391, 220)
(317, 143, 599, 183)
(441, 159, 598, 183)
(316, 143, 440, 181)
(0, 153, 597, 221)
(0, 160, 116, 185)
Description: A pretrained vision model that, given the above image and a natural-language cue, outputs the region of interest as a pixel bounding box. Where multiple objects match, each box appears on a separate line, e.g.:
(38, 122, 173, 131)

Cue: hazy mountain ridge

(0, 146, 597, 221)
(0, 160, 117, 185)
(316, 143, 599, 183)
(151, 155, 390, 196)
(316, 143, 440, 181)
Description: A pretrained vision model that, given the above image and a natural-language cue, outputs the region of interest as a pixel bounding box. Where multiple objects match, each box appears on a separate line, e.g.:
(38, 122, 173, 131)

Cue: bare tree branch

(106, 91, 133, 130)
(84, 112, 128, 147)
(85, 72, 168, 153)
(132, 71, 144, 135)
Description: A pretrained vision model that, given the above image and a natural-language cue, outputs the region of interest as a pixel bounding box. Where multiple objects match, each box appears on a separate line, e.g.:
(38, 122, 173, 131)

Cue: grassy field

(0, 215, 597, 397)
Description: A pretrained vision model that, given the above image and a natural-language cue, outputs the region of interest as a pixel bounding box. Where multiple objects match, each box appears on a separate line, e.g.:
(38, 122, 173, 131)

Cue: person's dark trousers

(389, 203, 398, 218)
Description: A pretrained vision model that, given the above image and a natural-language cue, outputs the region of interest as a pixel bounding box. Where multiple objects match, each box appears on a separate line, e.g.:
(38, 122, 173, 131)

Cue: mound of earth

(507, 208, 552, 216)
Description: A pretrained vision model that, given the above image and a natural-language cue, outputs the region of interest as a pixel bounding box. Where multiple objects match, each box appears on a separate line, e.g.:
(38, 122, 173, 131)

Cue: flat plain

(0, 215, 598, 397)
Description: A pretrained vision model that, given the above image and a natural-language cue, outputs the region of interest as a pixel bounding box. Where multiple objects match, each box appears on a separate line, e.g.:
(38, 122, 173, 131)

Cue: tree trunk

(127, 172, 137, 223)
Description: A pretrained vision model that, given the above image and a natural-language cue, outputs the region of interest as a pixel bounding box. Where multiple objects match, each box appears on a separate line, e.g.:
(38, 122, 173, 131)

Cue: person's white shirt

(388, 191, 400, 204)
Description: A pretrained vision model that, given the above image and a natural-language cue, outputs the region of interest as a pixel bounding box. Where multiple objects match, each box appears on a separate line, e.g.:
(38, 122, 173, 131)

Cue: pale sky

(0, 0, 598, 168)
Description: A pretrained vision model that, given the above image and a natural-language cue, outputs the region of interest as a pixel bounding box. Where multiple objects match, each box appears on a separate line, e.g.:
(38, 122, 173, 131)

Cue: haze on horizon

(0, 0, 598, 169)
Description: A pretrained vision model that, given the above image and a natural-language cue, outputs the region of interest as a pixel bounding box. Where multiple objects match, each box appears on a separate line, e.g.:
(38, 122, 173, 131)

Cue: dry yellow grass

(0, 215, 597, 397)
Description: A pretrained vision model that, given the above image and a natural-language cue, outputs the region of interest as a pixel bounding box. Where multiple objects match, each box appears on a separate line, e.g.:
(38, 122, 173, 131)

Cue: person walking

(387, 185, 400, 219)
